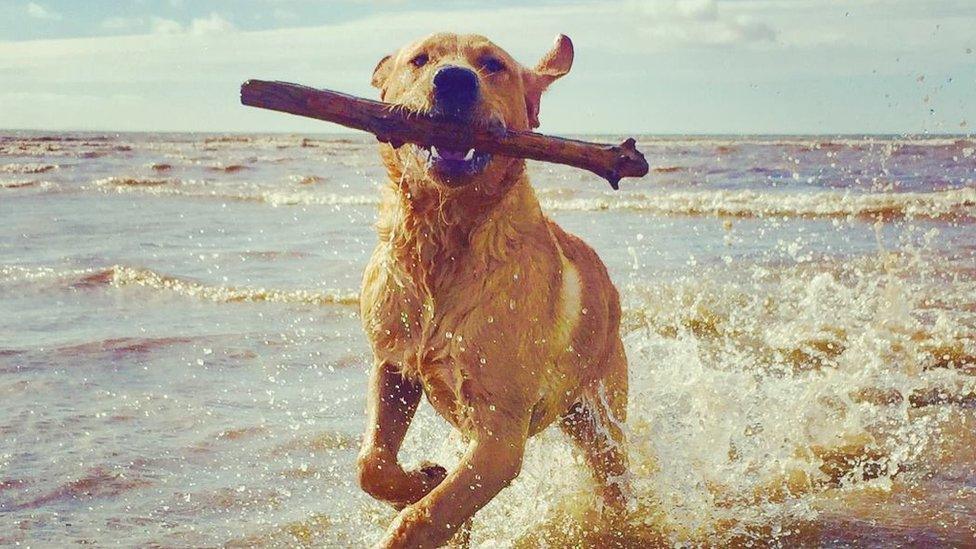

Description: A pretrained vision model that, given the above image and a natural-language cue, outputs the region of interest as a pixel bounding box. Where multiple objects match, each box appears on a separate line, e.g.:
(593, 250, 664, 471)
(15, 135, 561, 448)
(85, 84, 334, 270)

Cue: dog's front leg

(376, 416, 529, 549)
(358, 361, 447, 507)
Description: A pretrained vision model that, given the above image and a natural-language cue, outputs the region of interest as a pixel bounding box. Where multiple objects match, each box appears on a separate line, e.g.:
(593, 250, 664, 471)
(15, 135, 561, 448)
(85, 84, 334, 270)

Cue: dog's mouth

(421, 145, 492, 184)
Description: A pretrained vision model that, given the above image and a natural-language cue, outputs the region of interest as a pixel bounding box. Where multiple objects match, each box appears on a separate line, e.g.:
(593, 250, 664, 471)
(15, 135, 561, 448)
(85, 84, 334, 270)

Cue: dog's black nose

(432, 65, 479, 118)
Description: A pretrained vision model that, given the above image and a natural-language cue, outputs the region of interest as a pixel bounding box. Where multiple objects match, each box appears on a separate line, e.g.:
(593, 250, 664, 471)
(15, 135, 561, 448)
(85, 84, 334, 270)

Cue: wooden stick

(240, 79, 647, 189)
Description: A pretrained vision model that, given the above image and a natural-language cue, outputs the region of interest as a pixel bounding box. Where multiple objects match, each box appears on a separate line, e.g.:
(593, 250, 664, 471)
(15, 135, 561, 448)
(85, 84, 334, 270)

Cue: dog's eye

(480, 57, 506, 74)
(410, 53, 429, 68)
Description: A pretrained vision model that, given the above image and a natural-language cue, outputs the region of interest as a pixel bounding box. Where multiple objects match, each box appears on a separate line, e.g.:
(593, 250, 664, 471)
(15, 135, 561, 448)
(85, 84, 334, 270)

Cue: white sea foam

(105, 265, 359, 305)
(378, 250, 976, 546)
(0, 180, 59, 191)
(541, 187, 976, 220)
(0, 264, 359, 306)
(90, 176, 380, 207)
(87, 176, 975, 220)
(1, 163, 58, 174)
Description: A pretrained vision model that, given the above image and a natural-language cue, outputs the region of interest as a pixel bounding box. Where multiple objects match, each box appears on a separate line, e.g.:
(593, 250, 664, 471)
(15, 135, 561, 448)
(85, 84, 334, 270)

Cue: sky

(1, 0, 974, 134)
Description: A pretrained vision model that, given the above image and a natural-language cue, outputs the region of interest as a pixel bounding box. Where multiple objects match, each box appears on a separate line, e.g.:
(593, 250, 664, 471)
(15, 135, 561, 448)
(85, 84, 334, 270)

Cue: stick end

(240, 79, 260, 106)
(615, 137, 649, 180)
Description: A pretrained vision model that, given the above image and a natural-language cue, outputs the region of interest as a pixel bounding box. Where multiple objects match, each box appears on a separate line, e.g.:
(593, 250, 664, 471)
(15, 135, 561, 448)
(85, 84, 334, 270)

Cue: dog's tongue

(439, 148, 466, 161)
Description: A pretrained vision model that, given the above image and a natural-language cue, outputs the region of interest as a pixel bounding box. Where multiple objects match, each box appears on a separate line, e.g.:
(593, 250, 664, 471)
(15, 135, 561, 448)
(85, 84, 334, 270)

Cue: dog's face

(372, 33, 573, 190)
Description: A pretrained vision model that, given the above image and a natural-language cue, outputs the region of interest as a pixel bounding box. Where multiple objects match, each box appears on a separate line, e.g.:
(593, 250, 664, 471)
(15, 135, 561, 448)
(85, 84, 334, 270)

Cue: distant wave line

(88, 177, 976, 220)
(0, 264, 360, 307)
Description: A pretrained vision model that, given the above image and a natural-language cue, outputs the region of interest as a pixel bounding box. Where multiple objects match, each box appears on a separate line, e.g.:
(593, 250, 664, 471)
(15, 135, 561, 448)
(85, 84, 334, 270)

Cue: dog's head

(372, 33, 573, 190)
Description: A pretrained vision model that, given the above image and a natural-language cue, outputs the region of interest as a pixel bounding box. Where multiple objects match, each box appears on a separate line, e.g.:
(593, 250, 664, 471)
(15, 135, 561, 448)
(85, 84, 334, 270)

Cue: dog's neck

(376, 160, 548, 287)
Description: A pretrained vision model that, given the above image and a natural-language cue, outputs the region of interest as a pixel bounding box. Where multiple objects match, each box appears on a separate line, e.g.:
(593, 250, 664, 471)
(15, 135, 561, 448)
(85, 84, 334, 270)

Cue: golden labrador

(358, 32, 629, 548)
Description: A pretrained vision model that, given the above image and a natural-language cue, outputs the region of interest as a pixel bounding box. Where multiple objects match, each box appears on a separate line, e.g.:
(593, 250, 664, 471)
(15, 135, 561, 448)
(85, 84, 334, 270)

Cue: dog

(357, 32, 629, 548)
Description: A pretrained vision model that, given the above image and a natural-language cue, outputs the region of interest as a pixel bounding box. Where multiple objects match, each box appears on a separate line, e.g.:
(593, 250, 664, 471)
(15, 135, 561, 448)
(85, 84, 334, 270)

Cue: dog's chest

(361, 252, 469, 372)
(361, 262, 492, 426)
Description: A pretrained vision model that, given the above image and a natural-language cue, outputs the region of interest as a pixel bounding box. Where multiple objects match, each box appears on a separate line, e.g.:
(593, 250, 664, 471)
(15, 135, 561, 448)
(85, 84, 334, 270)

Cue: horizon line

(2, 128, 974, 139)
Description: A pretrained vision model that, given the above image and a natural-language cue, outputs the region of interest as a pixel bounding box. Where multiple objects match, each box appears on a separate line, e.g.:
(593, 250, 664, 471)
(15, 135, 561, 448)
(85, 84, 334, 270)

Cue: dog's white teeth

(463, 149, 474, 161)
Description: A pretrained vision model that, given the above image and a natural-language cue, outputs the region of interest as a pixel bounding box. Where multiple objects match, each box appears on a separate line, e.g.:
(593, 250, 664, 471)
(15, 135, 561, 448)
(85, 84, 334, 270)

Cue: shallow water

(1, 131, 974, 546)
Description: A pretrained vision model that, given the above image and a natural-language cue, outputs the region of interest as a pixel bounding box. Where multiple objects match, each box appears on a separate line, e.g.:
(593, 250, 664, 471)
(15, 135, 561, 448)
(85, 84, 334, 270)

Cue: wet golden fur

(357, 32, 629, 548)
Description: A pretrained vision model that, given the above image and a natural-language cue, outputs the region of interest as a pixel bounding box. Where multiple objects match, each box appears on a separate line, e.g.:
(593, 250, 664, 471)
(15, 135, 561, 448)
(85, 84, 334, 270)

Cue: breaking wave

(1, 163, 58, 174)
(540, 187, 976, 220)
(86, 176, 974, 220)
(93, 176, 173, 187)
(378, 249, 976, 546)
(90, 176, 380, 207)
(207, 163, 251, 173)
(0, 180, 59, 192)
(0, 264, 358, 307)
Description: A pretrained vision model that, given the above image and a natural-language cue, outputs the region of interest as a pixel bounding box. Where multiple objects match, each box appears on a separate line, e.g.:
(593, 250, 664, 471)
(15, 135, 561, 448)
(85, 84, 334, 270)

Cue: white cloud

(26, 1, 61, 20)
(188, 13, 236, 35)
(673, 0, 719, 21)
(150, 17, 183, 35)
(632, 0, 777, 45)
(108, 13, 235, 36)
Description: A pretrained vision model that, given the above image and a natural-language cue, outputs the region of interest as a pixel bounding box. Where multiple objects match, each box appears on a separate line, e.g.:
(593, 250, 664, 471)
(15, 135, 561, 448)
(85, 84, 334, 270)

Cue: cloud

(25, 1, 61, 20)
(151, 17, 184, 34)
(273, 8, 299, 22)
(632, 0, 777, 45)
(2, 1, 974, 133)
(188, 13, 236, 35)
(101, 13, 236, 36)
(101, 16, 144, 31)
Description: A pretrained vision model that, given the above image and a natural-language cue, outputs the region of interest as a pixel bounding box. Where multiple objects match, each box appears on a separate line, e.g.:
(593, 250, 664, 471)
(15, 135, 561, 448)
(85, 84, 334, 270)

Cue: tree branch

(240, 79, 648, 189)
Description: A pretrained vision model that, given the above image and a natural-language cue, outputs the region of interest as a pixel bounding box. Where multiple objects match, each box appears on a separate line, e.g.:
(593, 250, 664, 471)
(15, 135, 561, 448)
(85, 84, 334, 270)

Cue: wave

(4, 466, 153, 512)
(1, 163, 57, 174)
(289, 174, 325, 185)
(207, 163, 250, 173)
(4, 243, 975, 544)
(90, 177, 380, 207)
(203, 136, 255, 144)
(53, 336, 199, 357)
(447, 250, 975, 546)
(639, 136, 975, 149)
(2, 135, 111, 143)
(93, 176, 173, 187)
(86, 176, 975, 220)
(95, 265, 359, 306)
(0, 264, 358, 306)
(0, 180, 58, 191)
(541, 187, 976, 220)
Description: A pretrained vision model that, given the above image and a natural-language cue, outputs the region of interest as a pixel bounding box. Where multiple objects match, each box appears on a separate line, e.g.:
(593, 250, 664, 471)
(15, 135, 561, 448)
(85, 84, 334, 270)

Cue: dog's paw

(418, 461, 448, 486)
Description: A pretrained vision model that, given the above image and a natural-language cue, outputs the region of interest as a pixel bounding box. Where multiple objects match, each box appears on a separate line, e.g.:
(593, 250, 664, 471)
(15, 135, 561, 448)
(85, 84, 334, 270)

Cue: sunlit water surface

(1, 132, 974, 546)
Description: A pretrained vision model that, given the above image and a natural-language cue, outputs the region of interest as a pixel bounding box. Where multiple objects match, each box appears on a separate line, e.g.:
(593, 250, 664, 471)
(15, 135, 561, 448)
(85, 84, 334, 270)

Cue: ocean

(1, 131, 974, 546)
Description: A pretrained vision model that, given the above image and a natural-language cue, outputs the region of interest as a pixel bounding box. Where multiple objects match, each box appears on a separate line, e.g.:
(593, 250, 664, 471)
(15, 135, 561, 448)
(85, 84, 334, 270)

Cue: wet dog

(358, 32, 629, 548)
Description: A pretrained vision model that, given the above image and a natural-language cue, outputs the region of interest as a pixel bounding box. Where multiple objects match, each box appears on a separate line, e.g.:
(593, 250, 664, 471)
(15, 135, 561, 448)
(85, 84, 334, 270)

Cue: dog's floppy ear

(371, 54, 394, 95)
(524, 34, 574, 129)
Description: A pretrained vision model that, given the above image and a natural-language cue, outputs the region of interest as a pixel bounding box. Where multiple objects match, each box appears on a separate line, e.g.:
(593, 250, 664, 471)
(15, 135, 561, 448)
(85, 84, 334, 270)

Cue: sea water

(1, 132, 974, 546)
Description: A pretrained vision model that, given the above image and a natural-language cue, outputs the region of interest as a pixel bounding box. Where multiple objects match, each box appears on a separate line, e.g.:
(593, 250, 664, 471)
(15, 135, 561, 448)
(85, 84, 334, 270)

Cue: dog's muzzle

(432, 65, 479, 120)
(420, 65, 493, 184)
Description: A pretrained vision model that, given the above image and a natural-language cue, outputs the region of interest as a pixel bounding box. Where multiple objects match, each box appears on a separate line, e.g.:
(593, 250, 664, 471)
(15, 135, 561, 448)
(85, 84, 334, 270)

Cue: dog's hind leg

(560, 339, 630, 513)
(358, 361, 447, 507)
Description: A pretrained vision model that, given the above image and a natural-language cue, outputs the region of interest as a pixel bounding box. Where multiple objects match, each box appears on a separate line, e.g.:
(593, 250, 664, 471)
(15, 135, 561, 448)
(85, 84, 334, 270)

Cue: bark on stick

(240, 79, 648, 189)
